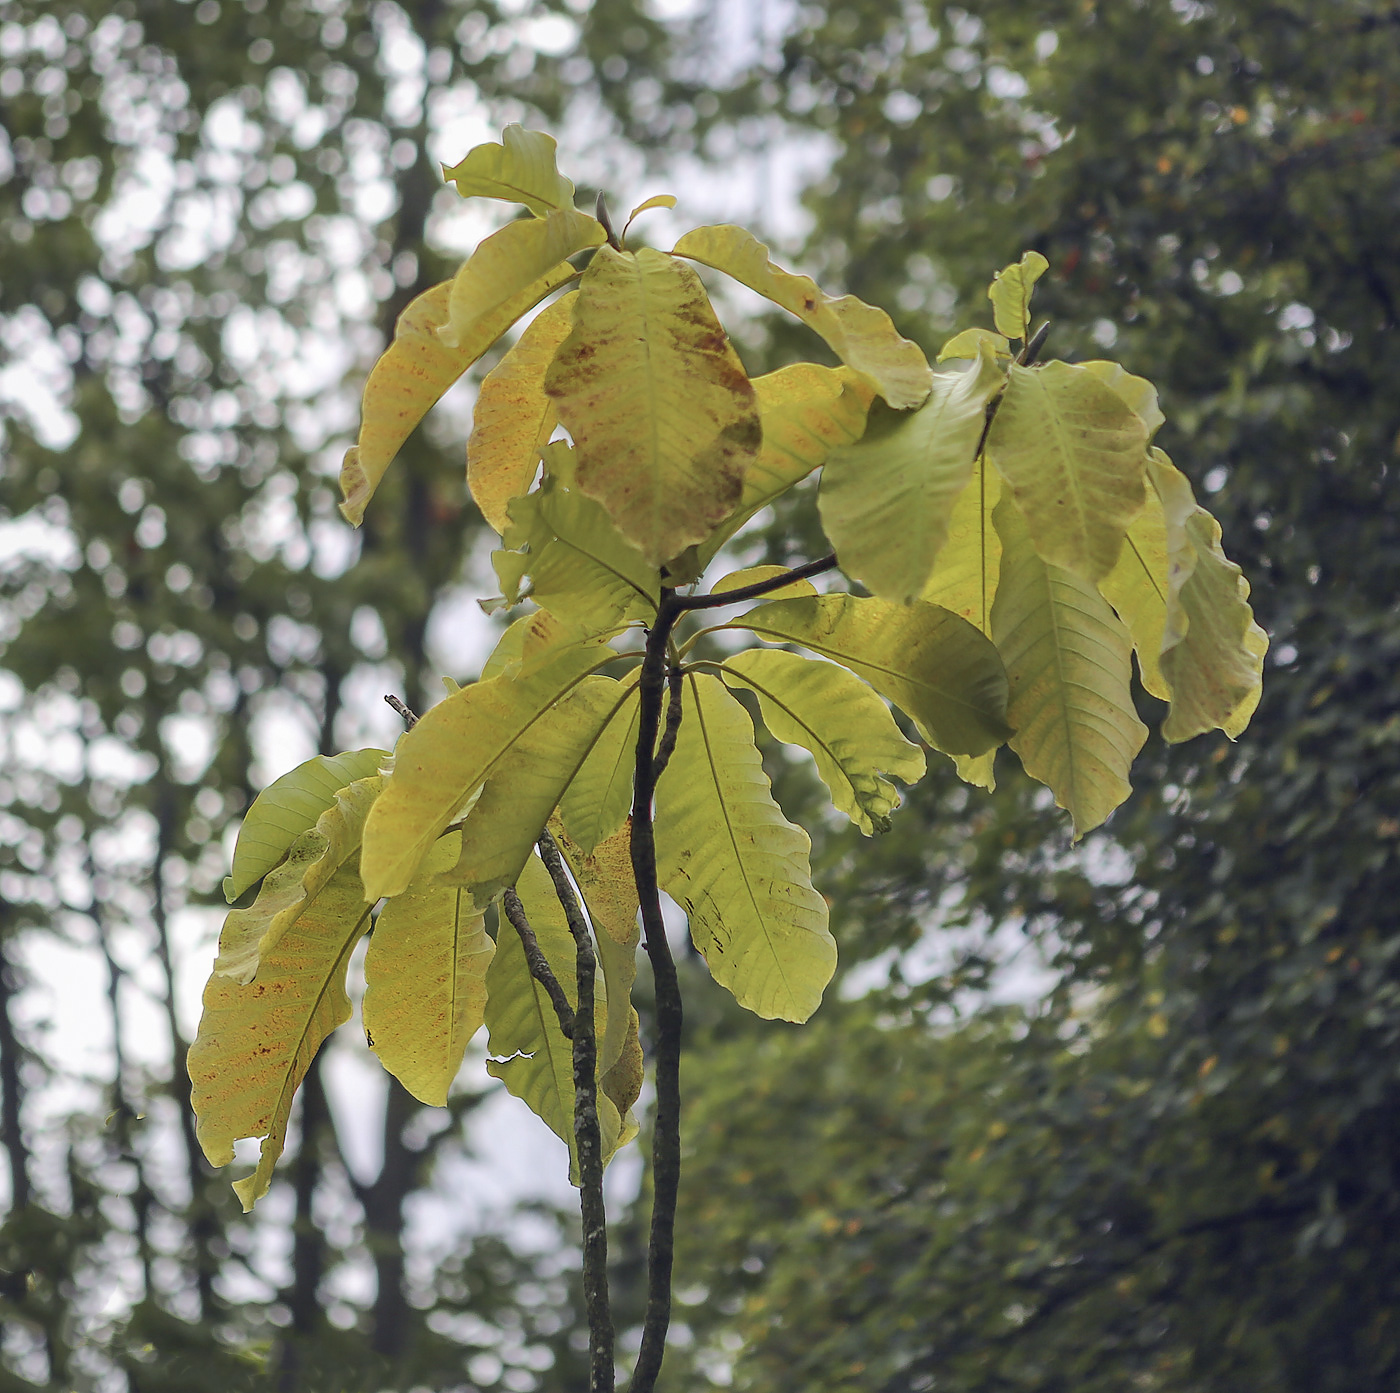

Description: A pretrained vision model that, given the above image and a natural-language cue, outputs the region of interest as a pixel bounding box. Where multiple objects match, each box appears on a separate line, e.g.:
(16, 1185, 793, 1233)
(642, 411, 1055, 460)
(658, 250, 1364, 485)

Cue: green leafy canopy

(191, 129, 1264, 1214)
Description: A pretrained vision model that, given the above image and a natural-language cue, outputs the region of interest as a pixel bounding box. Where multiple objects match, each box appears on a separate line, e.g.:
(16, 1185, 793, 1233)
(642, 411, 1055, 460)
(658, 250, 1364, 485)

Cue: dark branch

(672, 553, 840, 611)
(384, 694, 419, 729)
(652, 665, 685, 782)
(501, 888, 574, 1039)
(537, 830, 614, 1392)
(629, 591, 686, 1393)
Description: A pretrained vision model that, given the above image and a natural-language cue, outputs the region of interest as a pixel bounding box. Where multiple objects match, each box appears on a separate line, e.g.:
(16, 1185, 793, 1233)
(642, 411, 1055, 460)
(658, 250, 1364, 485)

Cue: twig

(537, 830, 614, 1393)
(652, 665, 685, 782)
(673, 553, 840, 611)
(501, 888, 574, 1040)
(384, 694, 418, 729)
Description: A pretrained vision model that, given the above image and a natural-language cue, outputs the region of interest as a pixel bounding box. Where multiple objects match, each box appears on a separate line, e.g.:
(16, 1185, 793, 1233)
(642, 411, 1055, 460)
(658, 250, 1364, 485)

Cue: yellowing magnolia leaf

(709, 564, 818, 601)
(544, 245, 760, 565)
(468, 292, 576, 533)
(553, 820, 640, 1082)
(689, 363, 873, 572)
(991, 498, 1147, 836)
(655, 674, 834, 1022)
(215, 777, 382, 985)
(362, 832, 493, 1106)
(988, 250, 1049, 340)
(224, 748, 387, 902)
(485, 855, 624, 1177)
(1148, 450, 1267, 742)
(339, 283, 467, 526)
(938, 327, 1011, 363)
(986, 361, 1149, 582)
(442, 124, 578, 217)
(441, 677, 623, 907)
(1079, 360, 1165, 439)
(728, 594, 1011, 756)
(625, 193, 677, 229)
(820, 343, 1006, 602)
(480, 607, 619, 684)
(495, 480, 660, 628)
(672, 224, 932, 409)
(189, 864, 371, 1211)
(360, 636, 614, 899)
(441, 210, 603, 351)
(920, 453, 1003, 637)
(558, 672, 641, 856)
(1099, 489, 1172, 701)
(720, 648, 926, 835)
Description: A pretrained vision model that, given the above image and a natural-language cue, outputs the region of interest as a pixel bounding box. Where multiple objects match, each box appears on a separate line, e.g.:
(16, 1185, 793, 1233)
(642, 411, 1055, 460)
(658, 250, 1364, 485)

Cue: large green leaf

(655, 673, 834, 1022)
(223, 748, 386, 903)
(1099, 489, 1172, 701)
(558, 670, 641, 856)
(686, 363, 873, 573)
(362, 832, 493, 1107)
(1079, 359, 1165, 439)
(672, 224, 932, 409)
(727, 594, 1010, 756)
(468, 292, 576, 533)
(359, 635, 615, 900)
(919, 453, 1002, 636)
(440, 677, 623, 907)
(442, 124, 578, 217)
(987, 250, 1049, 341)
(720, 648, 926, 835)
(991, 499, 1147, 836)
(544, 245, 760, 565)
(189, 864, 371, 1211)
(1149, 451, 1267, 742)
(441, 210, 603, 351)
(338, 283, 467, 526)
(819, 342, 1005, 602)
(986, 361, 1149, 582)
(493, 478, 659, 628)
(214, 777, 381, 985)
(485, 855, 624, 1177)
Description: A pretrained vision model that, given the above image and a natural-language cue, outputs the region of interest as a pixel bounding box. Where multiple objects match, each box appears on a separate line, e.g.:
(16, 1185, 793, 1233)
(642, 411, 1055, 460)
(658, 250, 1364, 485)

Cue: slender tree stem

(672, 553, 840, 611)
(501, 888, 575, 1039)
(538, 830, 614, 1393)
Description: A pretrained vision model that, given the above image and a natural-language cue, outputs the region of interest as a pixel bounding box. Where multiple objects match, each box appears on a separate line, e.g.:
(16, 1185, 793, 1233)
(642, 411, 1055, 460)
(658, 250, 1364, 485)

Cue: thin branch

(501, 887, 575, 1040)
(673, 553, 840, 611)
(537, 830, 614, 1393)
(652, 665, 685, 782)
(384, 694, 419, 729)
(629, 592, 685, 1393)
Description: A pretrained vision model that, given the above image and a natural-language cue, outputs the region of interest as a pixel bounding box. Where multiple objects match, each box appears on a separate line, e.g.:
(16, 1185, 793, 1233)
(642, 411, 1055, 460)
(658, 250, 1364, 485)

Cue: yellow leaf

(1078, 360, 1165, 439)
(986, 361, 1149, 582)
(362, 832, 493, 1106)
(920, 453, 1003, 637)
(938, 327, 1011, 362)
(440, 210, 603, 351)
(1148, 450, 1267, 742)
(673, 224, 932, 408)
(338, 283, 467, 526)
(820, 342, 1006, 602)
(468, 292, 576, 533)
(544, 245, 760, 565)
(359, 636, 615, 899)
(189, 865, 371, 1210)
(991, 498, 1147, 836)
(439, 677, 624, 906)
(1099, 489, 1173, 701)
(214, 777, 381, 986)
(655, 673, 834, 1022)
(687, 363, 873, 572)
(485, 855, 625, 1178)
(558, 670, 641, 856)
(224, 748, 387, 903)
(625, 193, 677, 232)
(720, 648, 926, 834)
(728, 594, 1010, 756)
(987, 250, 1049, 340)
(442, 124, 578, 217)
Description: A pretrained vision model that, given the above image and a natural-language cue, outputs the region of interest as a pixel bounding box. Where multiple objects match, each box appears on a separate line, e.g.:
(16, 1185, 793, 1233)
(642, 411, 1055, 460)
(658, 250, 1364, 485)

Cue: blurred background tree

(3, 0, 1397, 1390)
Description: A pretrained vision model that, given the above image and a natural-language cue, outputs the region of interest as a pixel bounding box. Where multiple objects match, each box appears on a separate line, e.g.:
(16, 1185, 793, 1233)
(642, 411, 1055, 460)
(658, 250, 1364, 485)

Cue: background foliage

(1, 0, 1395, 1390)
